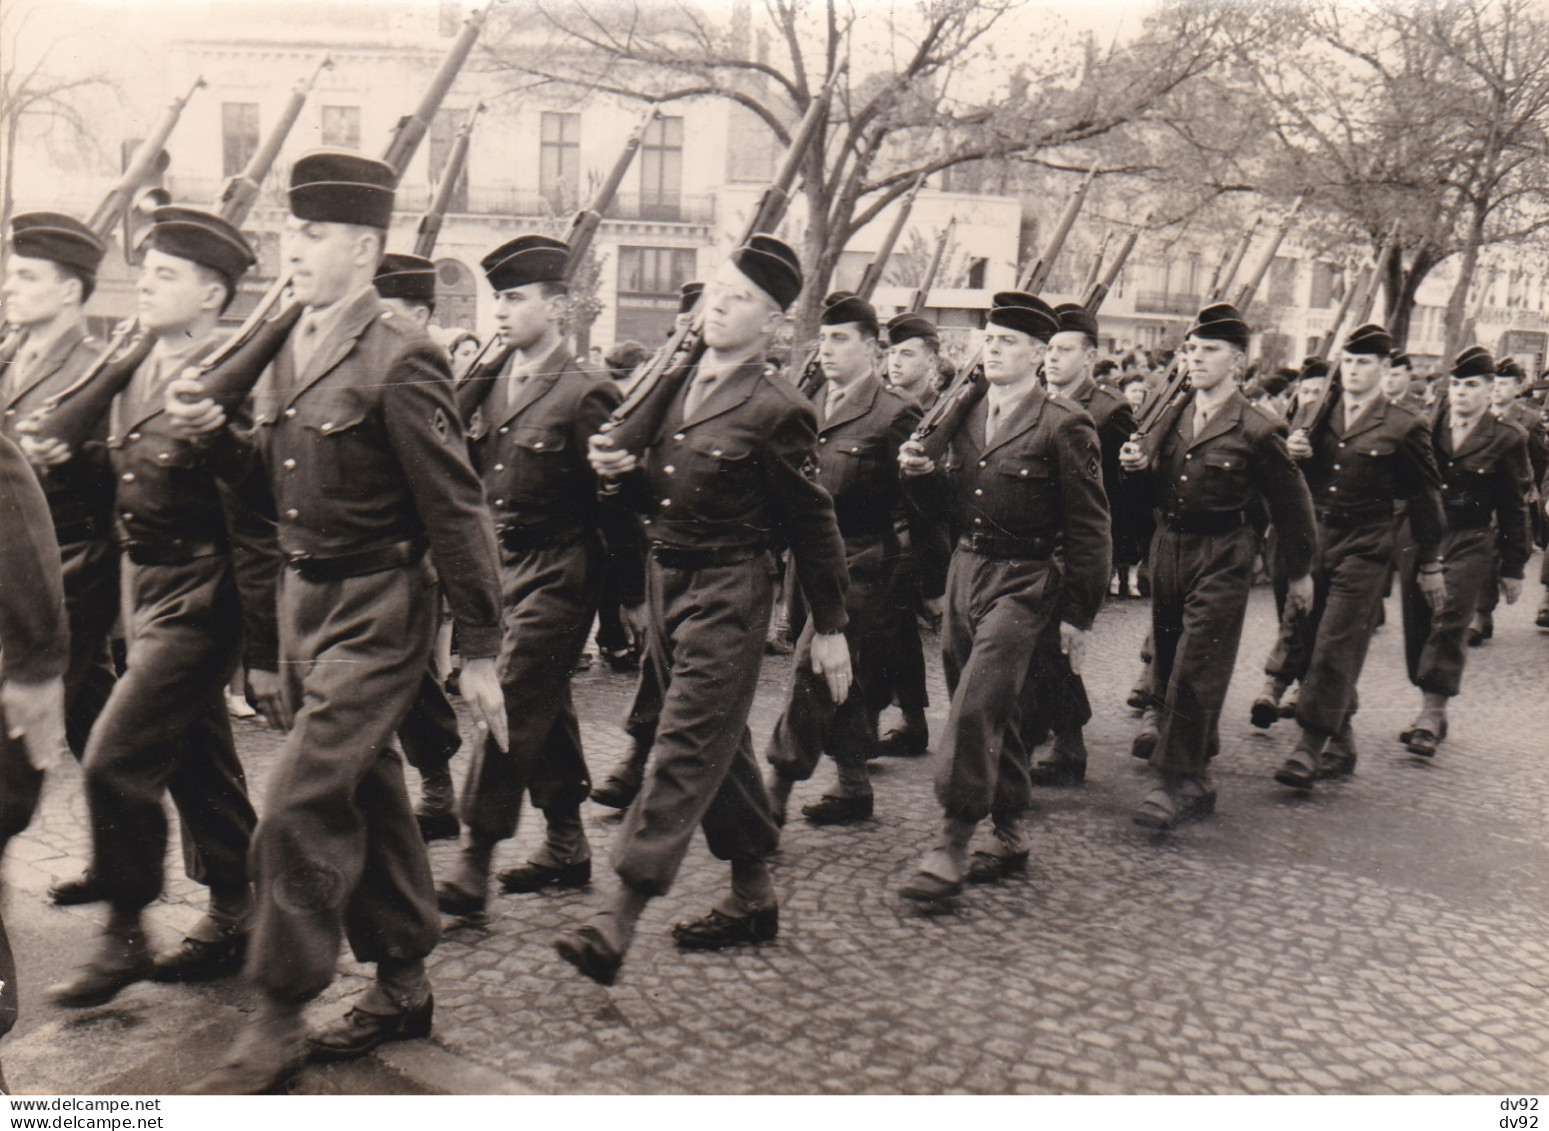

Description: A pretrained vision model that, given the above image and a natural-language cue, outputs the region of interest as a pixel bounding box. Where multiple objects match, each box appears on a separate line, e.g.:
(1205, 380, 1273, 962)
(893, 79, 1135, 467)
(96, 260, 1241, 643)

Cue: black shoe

(436, 874, 487, 917)
(48, 933, 153, 1008)
(875, 717, 929, 758)
(416, 811, 460, 843)
(965, 849, 1029, 884)
(801, 794, 873, 825)
(498, 858, 591, 894)
(1027, 759, 1085, 787)
(1536, 600, 1549, 629)
(307, 994, 433, 1063)
(1399, 718, 1448, 746)
(185, 1041, 304, 1095)
(1250, 680, 1285, 729)
(1125, 685, 1150, 712)
(1317, 746, 1357, 780)
(671, 906, 779, 950)
(1403, 726, 1439, 758)
(1133, 778, 1216, 831)
(1278, 685, 1299, 719)
(764, 636, 795, 656)
(150, 933, 246, 983)
(601, 647, 640, 672)
(48, 872, 106, 907)
(591, 757, 644, 809)
(554, 925, 623, 985)
(1131, 708, 1159, 760)
(899, 870, 962, 902)
(1274, 750, 1320, 791)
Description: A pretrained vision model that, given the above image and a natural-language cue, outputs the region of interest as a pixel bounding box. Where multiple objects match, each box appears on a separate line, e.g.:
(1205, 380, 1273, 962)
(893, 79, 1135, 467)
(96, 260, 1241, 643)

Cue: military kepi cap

(1496, 357, 1525, 381)
(1452, 345, 1495, 379)
(481, 234, 568, 292)
(8, 212, 105, 277)
(1299, 356, 1330, 381)
(289, 150, 396, 230)
(374, 253, 437, 303)
(986, 291, 1058, 343)
(820, 290, 878, 334)
(148, 206, 255, 284)
(731, 233, 802, 311)
(1342, 323, 1392, 356)
(678, 281, 704, 315)
(1186, 302, 1250, 351)
(886, 312, 937, 347)
(1390, 351, 1414, 370)
(1053, 302, 1099, 344)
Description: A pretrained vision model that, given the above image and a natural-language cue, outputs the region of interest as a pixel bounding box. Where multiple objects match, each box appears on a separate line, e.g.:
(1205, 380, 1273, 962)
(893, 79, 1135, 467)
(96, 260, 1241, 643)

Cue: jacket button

(128, 432, 141, 442)
(494, 498, 505, 507)
(819, 437, 827, 444)
(284, 407, 297, 418)
(534, 441, 544, 449)
(285, 507, 299, 519)
(499, 426, 509, 435)
(1329, 485, 1338, 492)
(712, 448, 723, 457)
(321, 421, 333, 432)
(492, 463, 505, 472)
(1184, 453, 1192, 460)
(978, 460, 987, 468)
(121, 472, 135, 483)
(122, 512, 133, 522)
(973, 517, 982, 525)
(973, 488, 983, 497)
(1332, 463, 1341, 470)
(1338, 441, 1346, 448)
(673, 433, 685, 442)
(664, 464, 675, 474)
(662, 498, 672, 507)
(1020, 468, 1029, 476)
(283, 458, 297, 470)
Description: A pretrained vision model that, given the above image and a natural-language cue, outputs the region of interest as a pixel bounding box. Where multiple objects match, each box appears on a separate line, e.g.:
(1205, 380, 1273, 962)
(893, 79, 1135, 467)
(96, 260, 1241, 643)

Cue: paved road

(4, 569, 1547, 1094)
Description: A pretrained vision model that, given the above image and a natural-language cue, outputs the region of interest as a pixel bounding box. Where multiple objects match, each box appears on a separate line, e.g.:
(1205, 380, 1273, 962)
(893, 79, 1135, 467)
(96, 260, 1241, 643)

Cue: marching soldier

(28, 209, 268, 1007)
(564, 235, 852, 983)
(869, 311, 949, 758)
(1022, 301, 1135, 787)
(1384, 352, 1427, 413)
(763, 291, 920, 826)
(166, 151, 507, 1093)
(896, 291, 1110, 898)
(1468, 358, 1545, 645)
(0, 212, 119, 906)
(1400, 346, 1532, 758)
(1272, 324, 1446, 789)
(435, 233, 641, 915)
(1118, 303, 1316, 830)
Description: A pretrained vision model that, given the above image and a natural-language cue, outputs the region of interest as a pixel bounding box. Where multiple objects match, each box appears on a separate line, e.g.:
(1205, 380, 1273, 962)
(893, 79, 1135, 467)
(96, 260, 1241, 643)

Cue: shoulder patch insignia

(1086, 443, 1101, 479)
(432, 406, 451, 443)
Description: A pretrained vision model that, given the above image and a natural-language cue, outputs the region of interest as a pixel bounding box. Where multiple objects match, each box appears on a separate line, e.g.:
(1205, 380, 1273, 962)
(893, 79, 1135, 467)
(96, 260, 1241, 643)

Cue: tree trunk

(1386, 243, 1440, 354)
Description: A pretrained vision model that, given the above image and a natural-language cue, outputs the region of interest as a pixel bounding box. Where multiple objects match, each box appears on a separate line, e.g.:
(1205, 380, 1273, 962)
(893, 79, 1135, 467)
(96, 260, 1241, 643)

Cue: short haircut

(51, 261, 94, 305)
(537, 280, 569, 300)
(1094, 358, 1118, 379)
(190, 261, 237, 315)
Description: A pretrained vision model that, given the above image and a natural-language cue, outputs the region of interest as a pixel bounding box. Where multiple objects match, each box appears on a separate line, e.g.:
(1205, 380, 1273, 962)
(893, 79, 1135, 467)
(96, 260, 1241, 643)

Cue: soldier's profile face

(702, 262, 778, 352)
(1, 255, 75, 327)
(492, 282, 558, 350)
(1451, 375, 1490, 417)
(285, 217, 371, 307)
(1044, 331, 1094, 387)
(888, 340, 934, 390)
(1296, 375, 1327, 408)
(817, 323, 875, 383)
(1184, 336, 1240, 391)
(1340, 351, 1385, 396)
(982, 325, 1042, 386)
(136, 249, 222, 333)
(1381, 366, 1412, 400)
(1491, 375, 1520, 406)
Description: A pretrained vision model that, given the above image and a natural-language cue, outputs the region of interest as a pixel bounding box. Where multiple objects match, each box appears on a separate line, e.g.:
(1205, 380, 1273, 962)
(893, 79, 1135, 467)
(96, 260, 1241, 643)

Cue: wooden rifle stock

(1211, 217, 1260, 303)
(219, 56, 331, 227)
(598, 62, 846, 458)
(1078, 231, 1112, 302)
(87, 76, 206, 238)
(414, 103, 484, 259)
(909, 216, 955, 315)
(1314, 266, 1363, 360)
(1230, 195, 1303, 312)
(379, 4, 489, 178)
(1022, 158, 1099, 295)
(1083, 218, 1145, 314)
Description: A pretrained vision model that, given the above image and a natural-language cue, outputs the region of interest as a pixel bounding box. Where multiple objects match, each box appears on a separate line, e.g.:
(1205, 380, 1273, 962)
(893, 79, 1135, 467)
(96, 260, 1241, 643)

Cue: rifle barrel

(414, 103, 484, 259)
(87, 76, 207, 237)
(1021, 158, 1100, 294)
(380, 4, 489, 179)
(910, 217, 955, 315)
(220, 56, 331, 226)
(1230, 195, 1303, 311)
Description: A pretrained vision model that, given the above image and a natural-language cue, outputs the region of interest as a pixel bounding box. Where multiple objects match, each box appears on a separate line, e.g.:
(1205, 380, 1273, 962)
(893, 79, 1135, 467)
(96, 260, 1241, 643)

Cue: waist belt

(54, 516, 106, 546)
(287, 538, 426, 582)
(123, 538, 226, 567)
(1315, 500, 1394, 528)
(957, 530, 1055, 560)
(648, 542, 766, 571)
(498, 524, 586, 553)
(1158, 509, 1248, 535)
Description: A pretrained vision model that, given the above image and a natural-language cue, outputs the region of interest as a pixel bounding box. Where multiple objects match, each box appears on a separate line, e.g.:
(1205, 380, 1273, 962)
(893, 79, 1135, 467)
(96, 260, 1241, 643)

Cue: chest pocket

(512, 425, 568, 455)
(1356, 438, 1398, 460)
(687, 433, 753, 470)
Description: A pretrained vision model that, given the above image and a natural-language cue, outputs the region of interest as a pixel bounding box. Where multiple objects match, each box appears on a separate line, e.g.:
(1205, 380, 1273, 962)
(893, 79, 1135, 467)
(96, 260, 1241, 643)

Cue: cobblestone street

(4, 572, 1548, 1095)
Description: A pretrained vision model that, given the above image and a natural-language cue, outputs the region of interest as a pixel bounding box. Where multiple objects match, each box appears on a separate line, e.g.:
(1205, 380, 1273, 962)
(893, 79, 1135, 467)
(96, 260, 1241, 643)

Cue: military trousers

(612, 552, 781, 896)
(766, 536, 896, 787)
(1013, 624, 1093, 754)
(1286, 520, 1395, 737)
(461, 535, 600, 842)
(247, 559, 441, 1003)
(938, 551, 1061, 824)
(83, 555, 256, 912)
(864, 536, 929, 720)
(1402, 525, 1496, 698)
(59, 536, 119, 758)
(1148, 524, 1256, 779)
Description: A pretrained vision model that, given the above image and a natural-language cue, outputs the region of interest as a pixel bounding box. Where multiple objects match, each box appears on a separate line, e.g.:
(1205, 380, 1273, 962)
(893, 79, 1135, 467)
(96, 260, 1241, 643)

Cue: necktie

(3, 346, 39, 402)
(684, 368, 717, 419)
(825, 385, 843, 424)
(292, 313, 323, 376)
(985, 400, 1002, 446)
(1452, 418, 1473, 453)
(1192, 404, 1211, 439)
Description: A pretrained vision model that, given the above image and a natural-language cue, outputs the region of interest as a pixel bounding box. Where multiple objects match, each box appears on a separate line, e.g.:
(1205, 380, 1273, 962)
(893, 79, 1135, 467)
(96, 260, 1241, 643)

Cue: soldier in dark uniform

(0, 430, 69, 1089)
(896, 292, 1110, 898)
(166, 152, 507, 1094)
(1022, 302, 1135, 786)
(1468, 359, 1545, 645)
(1271, 324, 1447, 789)
(435, 234, 641, 915)
(763, 292, 919, 825)
(563, 235, 852, 983)
(0, 212, 118, 906)
(27, 210, 267, 1007)
(372, 253, 465, 844)
(1400, 346, 1533, 757)
(1119, 303, 1317, 830)
(869, 312, 949, 758)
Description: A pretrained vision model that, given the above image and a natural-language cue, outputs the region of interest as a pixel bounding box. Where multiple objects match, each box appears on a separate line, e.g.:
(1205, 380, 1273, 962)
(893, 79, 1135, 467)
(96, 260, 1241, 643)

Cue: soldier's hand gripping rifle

(595, 62, 846, 462)
(794, 171, 925, 397)
(908, 214, 955, 315)
(910, 158, 1099, 463)
(1293, 220, 1398, 439)
(24, 60, 336, 450)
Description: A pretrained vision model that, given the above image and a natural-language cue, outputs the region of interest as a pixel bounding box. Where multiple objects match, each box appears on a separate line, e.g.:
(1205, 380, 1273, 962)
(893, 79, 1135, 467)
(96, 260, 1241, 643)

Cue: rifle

(1230, 195, 1304, 312)
(1211, 217, 1260, 303)
(1083, 217, 1144, 314)
(415, 103, 484, 259)
(1078, 230, 1112, 303)
(908, 216, 955, 315)
(1448, 263, 1494, 364)
(380, 5, 490, 177)
(910, 162, 1099, 462)
(220, 56, 332, 227)
(794, 174, 925, 397)
(596, 62, 846, 459)
(1313, 266, 1363, 361)
(86, 76, 207, 237)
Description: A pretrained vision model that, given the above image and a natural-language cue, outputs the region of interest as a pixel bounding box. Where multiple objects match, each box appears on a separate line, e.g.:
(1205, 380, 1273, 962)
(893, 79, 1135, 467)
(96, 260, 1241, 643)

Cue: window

(222, 102, 260, 179)
(1308, 261, 1342, 309)
(726, 105, 776, 184)
(321, 105, 361, 150)
(615, 245, 697, 341)
(540, 112, 581, 212)
(1267, 256, 1296, 307)
(428, 109, 470, 213)
(639, 116, 683, 220)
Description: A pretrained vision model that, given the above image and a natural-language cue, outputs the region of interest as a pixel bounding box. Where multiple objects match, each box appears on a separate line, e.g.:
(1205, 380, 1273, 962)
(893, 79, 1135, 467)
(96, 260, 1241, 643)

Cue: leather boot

(415, 764, 459, 842)
(436, 838, 494, 915)
(900, 817, 975, 901)
(49, 912, 153, 1008)
(1130, 704, 1160, 760)
(185, 997, 306, 1094)
(590, 738, 649, 809)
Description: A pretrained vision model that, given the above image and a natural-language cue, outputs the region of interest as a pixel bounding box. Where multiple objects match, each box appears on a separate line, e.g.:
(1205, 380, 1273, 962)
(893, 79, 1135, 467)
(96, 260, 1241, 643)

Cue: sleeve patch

(432, 407, 451, 444)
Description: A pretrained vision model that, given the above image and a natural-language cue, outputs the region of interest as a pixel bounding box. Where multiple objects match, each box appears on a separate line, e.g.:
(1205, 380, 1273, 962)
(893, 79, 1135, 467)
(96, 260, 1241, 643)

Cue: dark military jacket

(883, 376, 950, 599)
(0, 432, 67, 683)
(927, 383, 1112, 630)
(1303, 394, 1446, 560)
(0, 322, 114, 537)
(1500, 398, 1548, 486)
(1147, 389, 1316, 580)
(811, 373, 920, 544)
(1064, 374, 1135, 514)
(625, 357, 850, 635)
(1434, 409, 1534, 579)
(246, 288, 502, 659)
